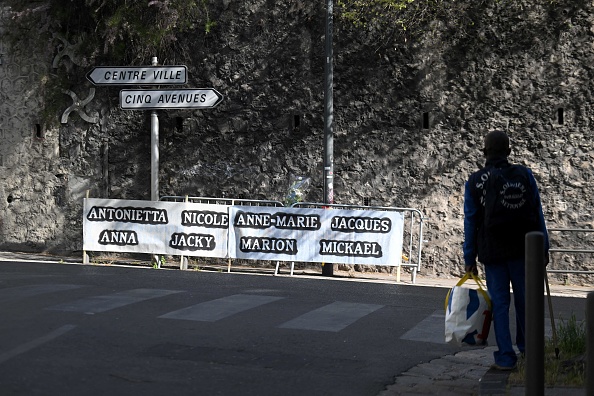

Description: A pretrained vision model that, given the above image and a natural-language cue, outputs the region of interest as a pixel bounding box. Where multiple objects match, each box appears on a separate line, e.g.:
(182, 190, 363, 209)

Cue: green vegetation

(0, 0, 577, 125)
(337, 0, 415, 28)
(4, 0, 575, 64)
(4, 0, 214, 64)
(4, 0, 574, 67)
(509, 314, 586, 388)
(558, 315, 587, 356)
(336, 0, 483, 43)
(152, 255, 167, 269)
(336, 0, 571, 50)
(2, 0, 216, 125)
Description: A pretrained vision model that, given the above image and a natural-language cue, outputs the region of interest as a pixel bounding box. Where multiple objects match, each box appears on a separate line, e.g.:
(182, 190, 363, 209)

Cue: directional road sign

(87, 66, 187, 85)
(119, 89, 224, 110)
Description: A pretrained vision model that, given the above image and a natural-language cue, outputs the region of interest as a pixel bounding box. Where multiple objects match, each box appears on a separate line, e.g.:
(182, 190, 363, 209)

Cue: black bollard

(586, 293, 594, 396)
(525, 231, 545, 396)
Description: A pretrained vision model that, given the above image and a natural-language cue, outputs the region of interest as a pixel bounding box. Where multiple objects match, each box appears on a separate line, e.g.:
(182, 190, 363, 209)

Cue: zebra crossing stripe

(400, 310, 446, 344)
(0, 284, 85, 302)
(279, 301, 383, 332)
(0, 325, 77, 364)
(400, 310, 552, 344)
(46, 288, 182, 314)
(159, 294, 284, 322)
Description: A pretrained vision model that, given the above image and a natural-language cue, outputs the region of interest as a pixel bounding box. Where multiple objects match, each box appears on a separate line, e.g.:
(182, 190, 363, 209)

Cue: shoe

(491, 363, 517, 371)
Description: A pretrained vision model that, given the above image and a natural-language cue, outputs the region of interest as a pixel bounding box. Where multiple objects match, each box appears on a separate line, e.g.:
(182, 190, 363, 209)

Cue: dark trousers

(484, 258, 526, 367)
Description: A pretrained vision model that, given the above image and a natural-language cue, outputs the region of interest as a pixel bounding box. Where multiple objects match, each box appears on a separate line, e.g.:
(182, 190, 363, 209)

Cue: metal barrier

(160, 196, 284, 272)
(160, 196, 283, 207)
(291, 202, 424, 283)
(159, 196, 424, 282)
(547, 228, 594, 275)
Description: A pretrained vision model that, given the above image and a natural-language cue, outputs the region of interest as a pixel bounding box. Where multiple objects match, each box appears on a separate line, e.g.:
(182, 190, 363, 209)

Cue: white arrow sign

(119, 89, 224, 110)
(87, 66, 187, 85)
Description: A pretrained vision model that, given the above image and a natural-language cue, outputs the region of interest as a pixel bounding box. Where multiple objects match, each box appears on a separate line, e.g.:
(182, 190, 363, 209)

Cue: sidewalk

(378, 346, 495, 396)
(379, 344, 585, 395)
(0, 251, 590, 395)
(398, 274, 593, 299)
(379, 276, 590, 396)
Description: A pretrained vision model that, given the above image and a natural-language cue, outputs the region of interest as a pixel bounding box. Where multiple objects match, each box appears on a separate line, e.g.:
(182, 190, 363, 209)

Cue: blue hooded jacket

(463, 156, 549, 266)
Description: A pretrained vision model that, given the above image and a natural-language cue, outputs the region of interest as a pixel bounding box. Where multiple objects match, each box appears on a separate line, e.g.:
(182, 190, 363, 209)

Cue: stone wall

(1, 1, 593, 283)
(0, 5, 65, 252)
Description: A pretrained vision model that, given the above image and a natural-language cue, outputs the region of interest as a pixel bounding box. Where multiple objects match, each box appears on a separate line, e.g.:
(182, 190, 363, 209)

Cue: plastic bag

(284, 176, 310, 206)
(445, 272, 492, 346)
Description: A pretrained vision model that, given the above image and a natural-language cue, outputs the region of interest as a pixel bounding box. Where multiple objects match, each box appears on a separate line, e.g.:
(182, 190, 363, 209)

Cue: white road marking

(400, 310, 446, 343)
(159, 294, 284, 322)
(0, 325, 76, 364)
(279, 301, 383, 332)
(400, 310, 553, 345)
(46, 289, 181, 313)
(0, 284, 84, 301)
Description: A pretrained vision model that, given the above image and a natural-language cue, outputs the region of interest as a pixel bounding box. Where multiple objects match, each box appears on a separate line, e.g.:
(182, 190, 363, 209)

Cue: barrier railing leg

(525, 231, 545, 396)
(586, 292, 594, 396)
(179, 256, 187, 270)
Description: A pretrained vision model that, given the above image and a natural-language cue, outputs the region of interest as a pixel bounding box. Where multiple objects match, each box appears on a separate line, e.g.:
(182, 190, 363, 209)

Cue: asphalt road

(0, 261, 587, 396)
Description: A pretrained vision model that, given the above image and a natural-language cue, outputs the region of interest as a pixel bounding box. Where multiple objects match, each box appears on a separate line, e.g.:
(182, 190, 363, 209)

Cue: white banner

(83, 198, 229, 258)
(228, 206, 404, 265)
(83, 199, 405, 266)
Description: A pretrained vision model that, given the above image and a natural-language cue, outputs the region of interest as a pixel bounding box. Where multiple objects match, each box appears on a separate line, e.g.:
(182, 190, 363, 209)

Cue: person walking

(463, 130, 549, 370)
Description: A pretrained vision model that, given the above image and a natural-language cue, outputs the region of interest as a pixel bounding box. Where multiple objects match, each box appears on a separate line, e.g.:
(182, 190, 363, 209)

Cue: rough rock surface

(1, 1, 593, 283)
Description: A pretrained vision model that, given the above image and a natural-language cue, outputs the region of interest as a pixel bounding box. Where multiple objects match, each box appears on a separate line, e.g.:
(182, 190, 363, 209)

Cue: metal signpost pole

(151, 57, 159, 201)
(88, 58, 222, 268)
(151, 109, 159, 201)
(322, 0, 334, 277)
(88, 59, 221, 203)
